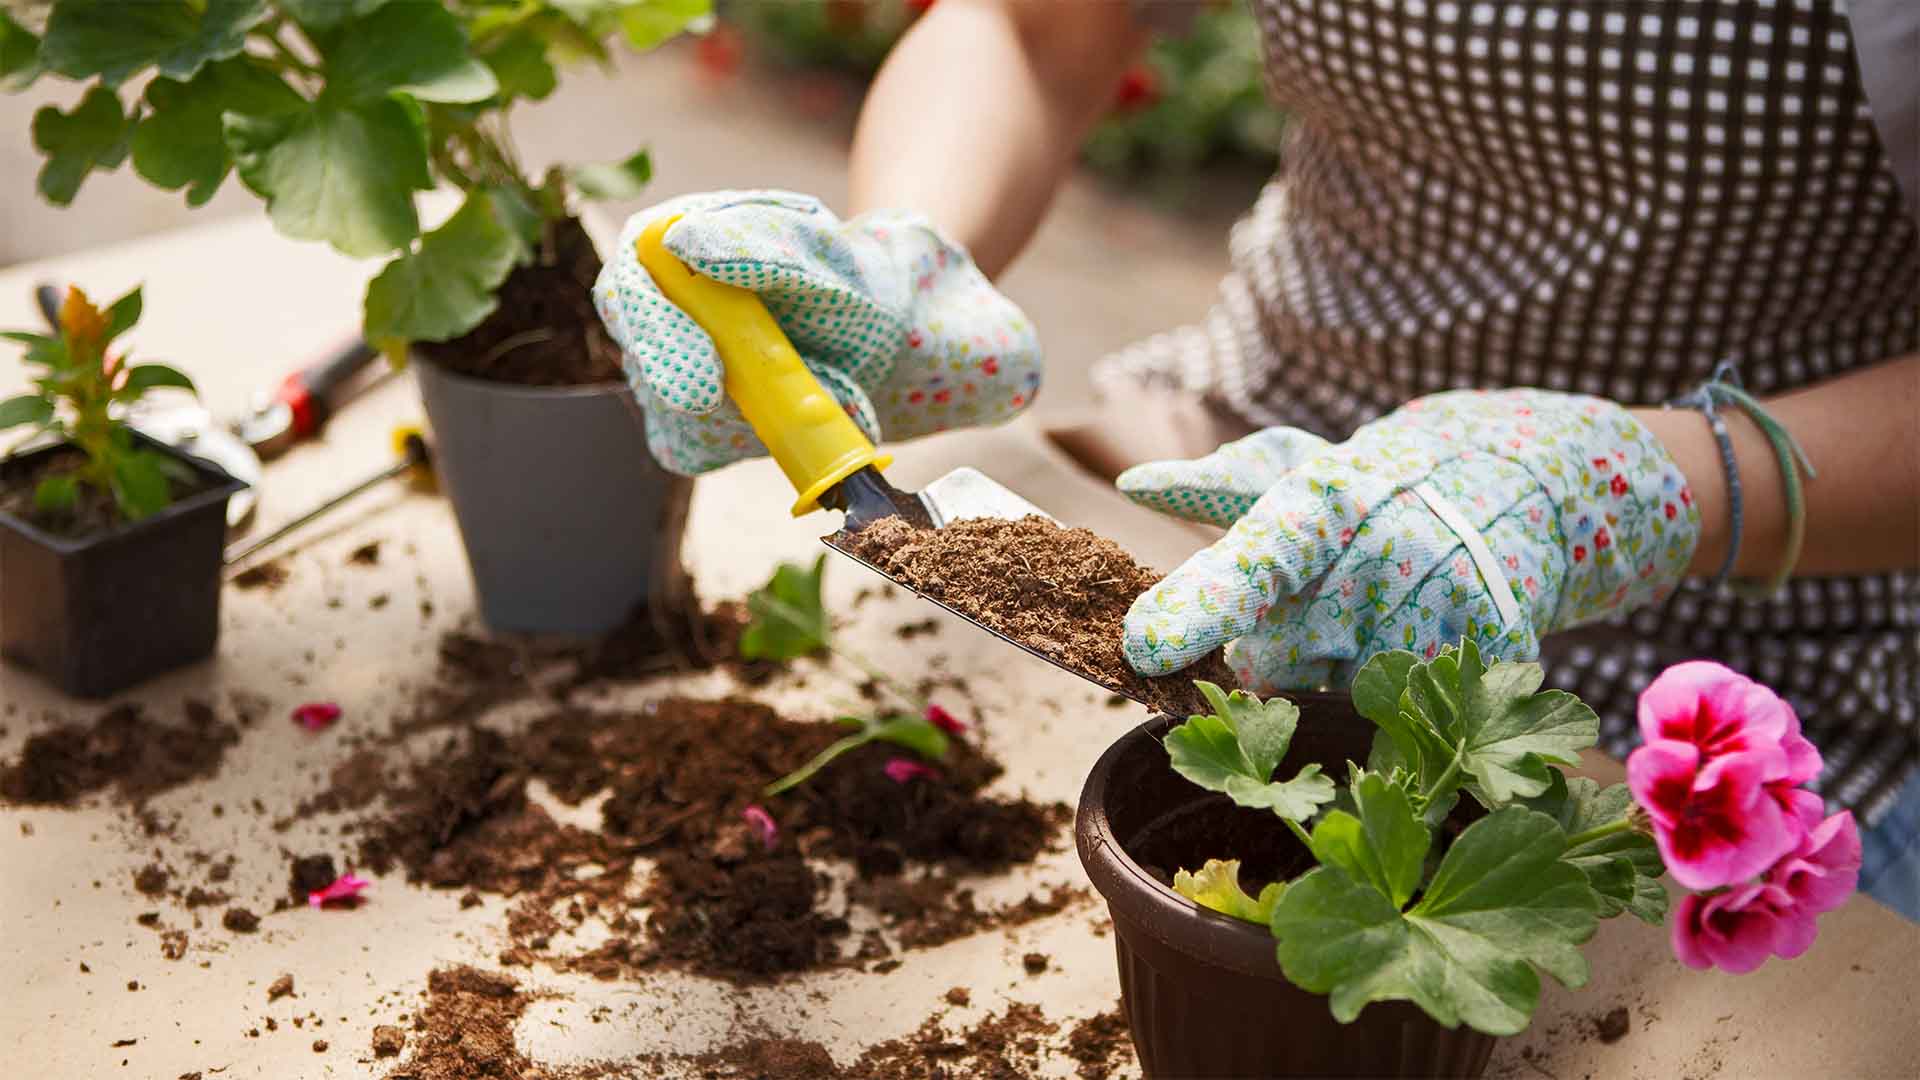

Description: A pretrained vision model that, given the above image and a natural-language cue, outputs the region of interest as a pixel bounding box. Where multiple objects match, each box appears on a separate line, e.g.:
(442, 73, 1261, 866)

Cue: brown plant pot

(0, 433, 245, 698)
(1074, 695, 1499, 1078)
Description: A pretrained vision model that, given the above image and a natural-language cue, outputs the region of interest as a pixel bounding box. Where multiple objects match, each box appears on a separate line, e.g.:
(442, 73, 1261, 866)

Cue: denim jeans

(1861, 768, 1920, 923)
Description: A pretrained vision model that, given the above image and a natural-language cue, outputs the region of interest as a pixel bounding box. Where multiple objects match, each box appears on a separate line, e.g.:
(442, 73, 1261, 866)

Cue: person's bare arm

(848, 0, 1151, 277)
(1633, 354, 1920, 578)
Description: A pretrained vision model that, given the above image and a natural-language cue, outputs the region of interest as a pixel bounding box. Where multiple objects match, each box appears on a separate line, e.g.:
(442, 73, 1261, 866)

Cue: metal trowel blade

(821, 466, 1156, 709)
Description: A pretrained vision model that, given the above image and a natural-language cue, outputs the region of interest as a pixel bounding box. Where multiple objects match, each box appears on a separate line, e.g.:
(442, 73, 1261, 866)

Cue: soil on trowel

(413, 217, 622, 387)
(846, 515, 1235, 716)
(0, 701, 238, 807)
(342, 696, 1069, 983)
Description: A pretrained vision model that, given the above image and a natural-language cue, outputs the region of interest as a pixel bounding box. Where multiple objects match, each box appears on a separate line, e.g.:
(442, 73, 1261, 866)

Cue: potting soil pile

(847, 515, 1235, 716)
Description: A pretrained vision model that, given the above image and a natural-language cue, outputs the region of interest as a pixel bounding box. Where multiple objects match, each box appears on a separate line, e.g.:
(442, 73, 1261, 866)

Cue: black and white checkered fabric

(1104, 0, 1920, 823)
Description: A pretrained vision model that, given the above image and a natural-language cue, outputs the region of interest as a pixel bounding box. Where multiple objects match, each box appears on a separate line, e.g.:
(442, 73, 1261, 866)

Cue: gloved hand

(594, 190, 1042, 475)
(1119, 389, 1704, 693)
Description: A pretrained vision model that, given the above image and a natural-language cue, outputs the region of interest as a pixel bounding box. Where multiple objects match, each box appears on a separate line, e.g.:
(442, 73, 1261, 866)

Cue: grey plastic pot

(1076, 697, 1498, 1079)
(413, 356, 690, 635)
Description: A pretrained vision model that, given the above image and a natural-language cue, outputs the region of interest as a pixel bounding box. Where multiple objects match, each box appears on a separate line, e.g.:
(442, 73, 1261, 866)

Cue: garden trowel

(636, 218, 1162, 706)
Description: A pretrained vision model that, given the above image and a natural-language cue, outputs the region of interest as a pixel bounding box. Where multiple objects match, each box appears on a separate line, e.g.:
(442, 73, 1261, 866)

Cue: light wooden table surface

(1, 217, 1915, 1079)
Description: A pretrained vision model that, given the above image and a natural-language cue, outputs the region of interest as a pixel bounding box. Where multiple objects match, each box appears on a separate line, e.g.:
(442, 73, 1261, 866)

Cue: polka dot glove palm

(594, 190, 1042, 475)
(1118, 389, 1703, 694)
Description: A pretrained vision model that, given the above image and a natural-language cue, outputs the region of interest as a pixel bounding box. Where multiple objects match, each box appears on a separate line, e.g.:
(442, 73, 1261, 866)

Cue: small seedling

(740, 554, 954, 796)
(1, 285, 198, 522)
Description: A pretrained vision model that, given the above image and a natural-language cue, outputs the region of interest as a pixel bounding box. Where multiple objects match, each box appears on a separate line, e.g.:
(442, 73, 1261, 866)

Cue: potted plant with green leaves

(1, 285, 246, 697)
(2, 0, 711, 634)
(1075, 642, 1862, 1078)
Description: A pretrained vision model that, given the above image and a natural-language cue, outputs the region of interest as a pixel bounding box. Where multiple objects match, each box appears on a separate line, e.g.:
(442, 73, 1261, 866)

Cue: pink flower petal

(1671, 882, 1793, 974)
(883, 757, 937, 784)
(1636, 662, 1795, 774)
(307, 874, 369, 910)
(1630, 743, 1801, 891)
(1766, 810, 1861, 916)
(291, 702, 342, 732)
(742, 804, 779, 854)
(925, 704, 966, 736)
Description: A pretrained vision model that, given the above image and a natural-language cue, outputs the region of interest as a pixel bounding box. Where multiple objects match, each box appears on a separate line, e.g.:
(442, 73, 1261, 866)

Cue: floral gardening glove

(594, 190, 1042, 475)
(1119, 390, 1704, 693)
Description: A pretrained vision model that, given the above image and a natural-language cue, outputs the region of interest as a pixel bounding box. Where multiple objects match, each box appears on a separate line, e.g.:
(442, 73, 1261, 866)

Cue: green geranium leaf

(363, 190, 527, 350)
(566, 148, 653, 201)
(482, 27, 557, 104)
(1272, 806, 1601, 1036)
(1173, 859, 1284, 925)
(117, 364, 197, 398)
(32, 86, 133, 206)
(617, 0, 711, 51)
(1521, 772, 1666, 924)
(133, 57, 303, 207)
(0, 9, 42, 90)
(1357, 651, 1458, 799)
(2, 331, 68, 370)
(40, 0, 267, 86)
(739, 554, 831, 660)
(34, 473, 80, 515)
(227, 95, 431, 257)
(1307, 770, 1428, 909)
(1166, 686, 1336, 823)
(279, 0, 390, 31)
(323, 1, 499, 104)
(0, 395, 53, 430)
(1411, 641, 1599, 805)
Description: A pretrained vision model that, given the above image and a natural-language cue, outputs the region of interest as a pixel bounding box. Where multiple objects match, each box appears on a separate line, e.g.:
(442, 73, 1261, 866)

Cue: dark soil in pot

(846, 514, 1236, 716)
(0, 434, 244, 698)
(413, 216, 621, 387)
(1076, 698, 1498, 1079)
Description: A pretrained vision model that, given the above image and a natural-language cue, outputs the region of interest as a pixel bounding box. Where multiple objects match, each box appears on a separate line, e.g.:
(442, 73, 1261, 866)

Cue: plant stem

(1424, 751, 1463, 805)
(1284, 817, 1313, 849)
(763, 732, 872, 797)
(1565, 817, 1637, 849)
(749, 592, 930, 713)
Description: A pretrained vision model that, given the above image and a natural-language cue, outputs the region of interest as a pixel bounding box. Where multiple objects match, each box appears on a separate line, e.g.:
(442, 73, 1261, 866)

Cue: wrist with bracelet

(1665, 360, 1817, 597)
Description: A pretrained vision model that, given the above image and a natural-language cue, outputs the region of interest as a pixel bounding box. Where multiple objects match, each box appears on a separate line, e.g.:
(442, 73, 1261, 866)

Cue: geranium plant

(1167, 641, 1859, 1036)
(1, 285, 199, 522)
(1, 0, 705, 358)
(736, 554, 958, 795)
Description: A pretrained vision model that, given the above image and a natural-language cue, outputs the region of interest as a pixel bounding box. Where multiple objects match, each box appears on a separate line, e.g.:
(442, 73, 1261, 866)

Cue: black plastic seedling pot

(1075, 695, 1499, 1079)
(0, 434, 246, 698)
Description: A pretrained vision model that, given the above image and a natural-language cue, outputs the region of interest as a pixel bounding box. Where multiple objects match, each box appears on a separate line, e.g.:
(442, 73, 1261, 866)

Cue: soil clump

(0, 701, 238, 807)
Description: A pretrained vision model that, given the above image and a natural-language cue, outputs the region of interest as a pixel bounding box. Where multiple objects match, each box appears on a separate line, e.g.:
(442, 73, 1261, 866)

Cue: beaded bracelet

(1665, 360, 1817, 597)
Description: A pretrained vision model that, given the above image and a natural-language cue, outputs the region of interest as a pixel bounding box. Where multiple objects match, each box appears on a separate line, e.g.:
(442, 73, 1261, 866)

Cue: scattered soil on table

(133, 864, 170, 895)
(230, 560, 289, 591)
(691, 1037, 841, 1078)
(414, 217, 622, 387)
(846, 515, 1235, 716)
(850, 1001, 1059, 1080)
(287, 854, 337, 905)
(1066, 1008, 1133, 1080)
(1593, 1005, 1632, 1044)
(266, 974, 294, 1002)
(221, 906, 259, 933)
(338, 695, 1069, 982)
(1022, 951, 1049, 975)
(384, 967, 535, 1080)
(0, 701, 238, 807)
(346, 541, 381, 566)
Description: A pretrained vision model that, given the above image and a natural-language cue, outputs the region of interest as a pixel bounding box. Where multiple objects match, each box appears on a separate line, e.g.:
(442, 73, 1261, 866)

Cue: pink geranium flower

(1765, 810, 1862, 917)
(1628, 742, 1800, 891)
(291, 702, 342, 732)
(1636, 661, 1795, 767)
(1671, 881, 1801, 973)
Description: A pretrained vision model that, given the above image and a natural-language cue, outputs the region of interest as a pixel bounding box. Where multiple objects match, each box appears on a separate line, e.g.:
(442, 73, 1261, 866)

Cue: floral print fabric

(1120, 389, 1701, 692)
(594, 190, 1043, 476)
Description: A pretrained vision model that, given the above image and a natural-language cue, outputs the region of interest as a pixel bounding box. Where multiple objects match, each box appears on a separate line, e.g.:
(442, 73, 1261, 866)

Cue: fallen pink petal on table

(925, 703, 966, 736)
(291, 702, 342, 732)
(884, 757, 938, 784)
(308, 874, 369, 910)
(742, 805, 779, 853)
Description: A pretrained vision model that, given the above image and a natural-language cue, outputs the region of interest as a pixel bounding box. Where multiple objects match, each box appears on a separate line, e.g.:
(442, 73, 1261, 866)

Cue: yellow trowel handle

(635, 215, 889, 517)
